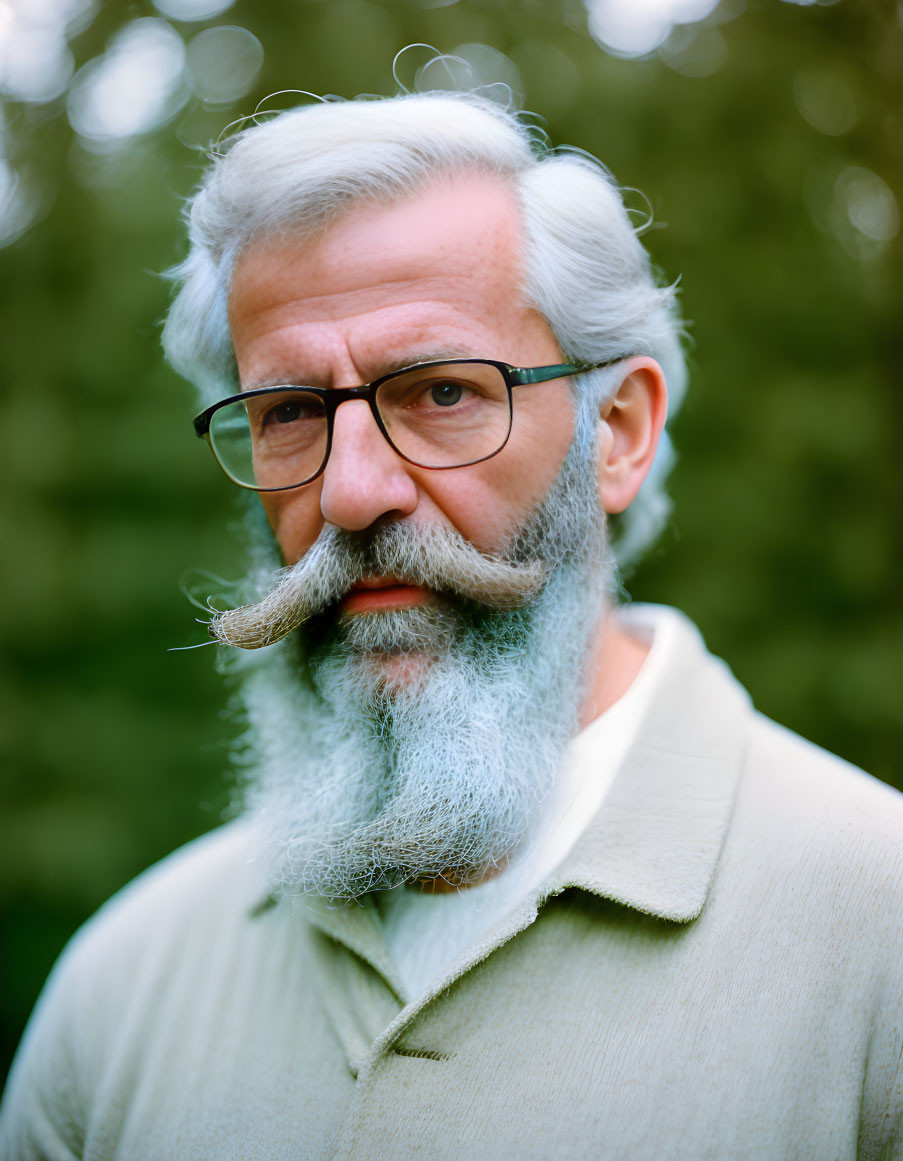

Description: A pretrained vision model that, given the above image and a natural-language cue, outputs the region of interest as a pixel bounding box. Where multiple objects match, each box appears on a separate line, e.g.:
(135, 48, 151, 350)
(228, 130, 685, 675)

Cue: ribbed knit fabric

(2, 607, 901, 1161)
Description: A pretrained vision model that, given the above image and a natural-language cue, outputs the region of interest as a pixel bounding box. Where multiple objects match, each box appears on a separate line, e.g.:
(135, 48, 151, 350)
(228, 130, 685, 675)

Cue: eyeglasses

(193, 357, 617, 492)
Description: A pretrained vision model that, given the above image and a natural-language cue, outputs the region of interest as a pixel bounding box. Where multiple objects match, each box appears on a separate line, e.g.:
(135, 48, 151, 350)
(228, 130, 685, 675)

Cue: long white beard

(236, 434, 613, 901)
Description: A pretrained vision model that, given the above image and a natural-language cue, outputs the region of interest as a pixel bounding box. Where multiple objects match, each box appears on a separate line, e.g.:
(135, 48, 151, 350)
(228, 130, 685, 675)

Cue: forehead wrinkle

(229, 269, 457, 330)
(232, 283, 486, 358)
(242, 347, 481, 392)
(234, 292, 501, 389)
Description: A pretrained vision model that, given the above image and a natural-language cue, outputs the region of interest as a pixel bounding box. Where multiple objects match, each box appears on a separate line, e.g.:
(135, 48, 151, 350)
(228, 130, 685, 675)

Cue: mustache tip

(208, 607, 299, 650)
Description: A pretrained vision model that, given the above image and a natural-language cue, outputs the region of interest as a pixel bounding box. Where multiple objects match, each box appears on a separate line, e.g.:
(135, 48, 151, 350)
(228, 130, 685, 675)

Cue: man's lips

(339, 577, 432, 615)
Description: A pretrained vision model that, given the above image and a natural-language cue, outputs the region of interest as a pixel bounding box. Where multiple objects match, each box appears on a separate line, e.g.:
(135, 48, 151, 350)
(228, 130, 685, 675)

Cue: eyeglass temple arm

(509, 359, 618, 386)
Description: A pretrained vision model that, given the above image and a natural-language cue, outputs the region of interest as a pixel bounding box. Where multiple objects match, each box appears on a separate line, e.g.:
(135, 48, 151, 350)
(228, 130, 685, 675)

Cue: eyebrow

(241, 349, 478, 393)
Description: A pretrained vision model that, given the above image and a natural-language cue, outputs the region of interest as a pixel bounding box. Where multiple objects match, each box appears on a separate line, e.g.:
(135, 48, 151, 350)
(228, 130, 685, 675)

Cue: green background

(1, 0, 900, 1086)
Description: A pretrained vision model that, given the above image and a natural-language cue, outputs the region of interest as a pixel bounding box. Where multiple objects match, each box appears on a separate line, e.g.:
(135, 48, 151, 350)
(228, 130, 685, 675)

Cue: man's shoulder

(58, 819, 266, 984)
(641, 602, 902, 862)
(730, 711, 902, 914)
(745, 710, 901, 832)
(0, 820, 275, 1153)
(113, 816, 260, 906)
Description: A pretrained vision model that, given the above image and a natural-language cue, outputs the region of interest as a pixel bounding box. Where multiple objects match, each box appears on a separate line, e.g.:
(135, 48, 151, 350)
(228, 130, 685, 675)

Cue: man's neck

(578, 606, 650, 730)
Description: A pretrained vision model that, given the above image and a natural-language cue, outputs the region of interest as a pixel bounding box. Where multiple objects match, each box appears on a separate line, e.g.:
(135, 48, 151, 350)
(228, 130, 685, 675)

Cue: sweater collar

(544, 606, 749, 922)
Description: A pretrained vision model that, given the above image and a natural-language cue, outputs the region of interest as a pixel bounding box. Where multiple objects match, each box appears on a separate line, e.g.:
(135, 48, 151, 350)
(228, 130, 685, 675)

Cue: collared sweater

(1, 608, 901, 1160)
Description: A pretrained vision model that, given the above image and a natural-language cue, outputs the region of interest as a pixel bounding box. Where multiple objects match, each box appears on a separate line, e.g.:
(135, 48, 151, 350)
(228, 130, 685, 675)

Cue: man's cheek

(262, 496, 319, 565)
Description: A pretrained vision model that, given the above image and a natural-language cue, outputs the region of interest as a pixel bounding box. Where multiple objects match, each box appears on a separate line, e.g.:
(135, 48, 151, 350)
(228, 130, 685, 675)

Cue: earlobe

(596, 358, 668, 515)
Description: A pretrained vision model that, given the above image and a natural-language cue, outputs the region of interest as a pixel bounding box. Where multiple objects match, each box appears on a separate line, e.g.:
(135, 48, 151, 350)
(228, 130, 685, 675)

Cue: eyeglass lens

(208, 362, 513, 489)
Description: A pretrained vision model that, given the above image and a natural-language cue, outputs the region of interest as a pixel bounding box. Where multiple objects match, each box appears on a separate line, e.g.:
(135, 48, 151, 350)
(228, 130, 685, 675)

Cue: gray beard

(236, 434, 612, 901)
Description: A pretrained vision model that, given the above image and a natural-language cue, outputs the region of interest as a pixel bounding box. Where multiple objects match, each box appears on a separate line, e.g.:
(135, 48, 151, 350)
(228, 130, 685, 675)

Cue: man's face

(214, 172, 663, 898)
(227, 175, 579, 581)
(224, 175, 618, 898)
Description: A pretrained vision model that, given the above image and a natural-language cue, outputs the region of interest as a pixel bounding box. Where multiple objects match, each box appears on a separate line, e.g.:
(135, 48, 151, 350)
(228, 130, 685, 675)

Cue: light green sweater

(2, 611, 901, 1159)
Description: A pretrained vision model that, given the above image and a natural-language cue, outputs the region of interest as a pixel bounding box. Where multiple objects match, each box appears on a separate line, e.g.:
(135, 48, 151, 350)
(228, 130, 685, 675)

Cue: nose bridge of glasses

(322, 381, 381, 421)
(327, 388, 395, 460)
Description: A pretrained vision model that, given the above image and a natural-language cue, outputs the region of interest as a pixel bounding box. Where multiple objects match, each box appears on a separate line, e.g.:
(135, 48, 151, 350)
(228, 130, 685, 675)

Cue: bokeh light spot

(0, 161, 53, 246)
(151, 0, 236, 22)
(584, 0, 720, 57)
(0, 157, 14, 203)
(67, 19, 188, 146)
(417, 43, 524, 106)
(187, 26, 263, 107)
(805, 161, 899, 262)
(835, 167, 898, 243)
(794, 69, 860, 136)
(0, 0, 91, 104)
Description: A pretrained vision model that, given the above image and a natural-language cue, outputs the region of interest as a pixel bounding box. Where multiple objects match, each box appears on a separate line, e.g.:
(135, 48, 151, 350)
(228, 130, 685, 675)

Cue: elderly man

(2, 91, 901, 1160)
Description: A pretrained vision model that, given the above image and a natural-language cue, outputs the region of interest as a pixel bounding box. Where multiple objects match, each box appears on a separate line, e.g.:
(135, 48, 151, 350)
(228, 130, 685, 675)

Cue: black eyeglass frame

(192, 357, 620, 493)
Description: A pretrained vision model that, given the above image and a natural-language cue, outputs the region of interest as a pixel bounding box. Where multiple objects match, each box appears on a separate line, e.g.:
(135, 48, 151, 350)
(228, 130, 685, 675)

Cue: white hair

(162, 90, 687, 568)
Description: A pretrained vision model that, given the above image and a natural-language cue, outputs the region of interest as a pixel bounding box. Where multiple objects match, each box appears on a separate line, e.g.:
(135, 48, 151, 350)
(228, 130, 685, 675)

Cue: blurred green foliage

(1, 0, 900, 1085)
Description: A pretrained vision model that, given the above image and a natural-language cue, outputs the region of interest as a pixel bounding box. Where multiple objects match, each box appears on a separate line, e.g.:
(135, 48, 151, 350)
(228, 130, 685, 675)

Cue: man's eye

(273, 401, 302, 424)
(428, 381, 465, 407)
(261, 399, 312, 426)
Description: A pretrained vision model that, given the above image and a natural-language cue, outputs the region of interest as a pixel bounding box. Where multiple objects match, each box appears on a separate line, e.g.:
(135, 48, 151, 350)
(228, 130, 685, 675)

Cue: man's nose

(319, 400, 419, 531)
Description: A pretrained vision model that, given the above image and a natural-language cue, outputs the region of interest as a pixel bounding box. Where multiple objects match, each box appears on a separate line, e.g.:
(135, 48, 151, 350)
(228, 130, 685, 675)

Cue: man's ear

(596, 358, 668, 514)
